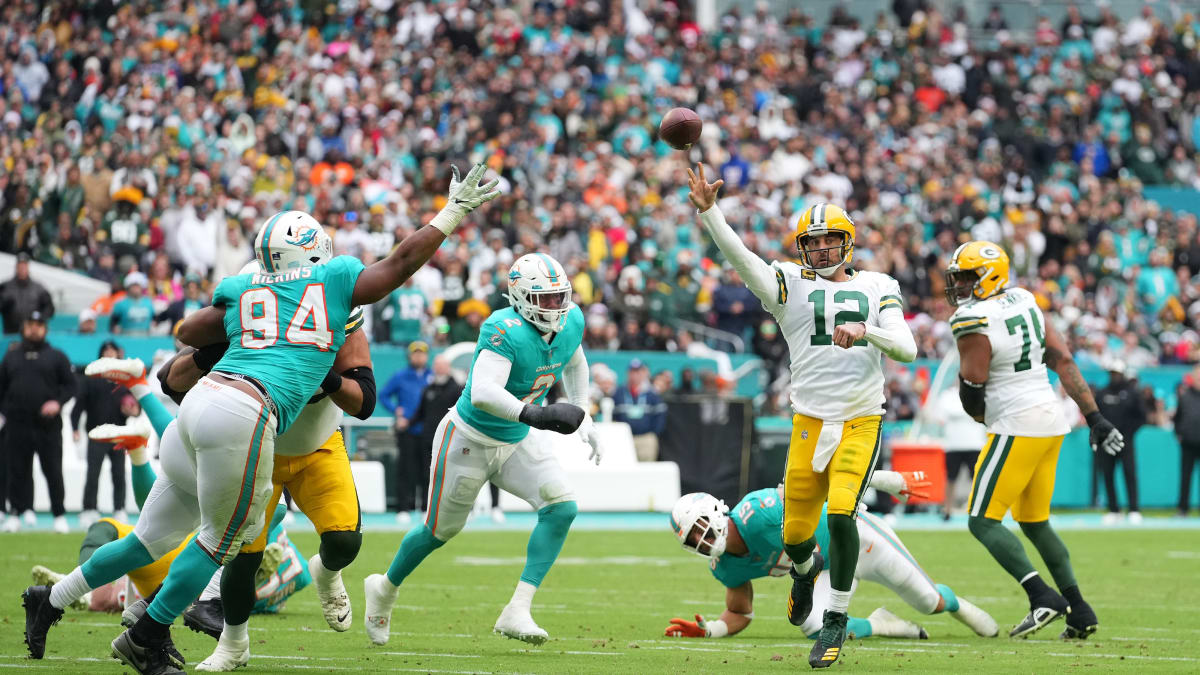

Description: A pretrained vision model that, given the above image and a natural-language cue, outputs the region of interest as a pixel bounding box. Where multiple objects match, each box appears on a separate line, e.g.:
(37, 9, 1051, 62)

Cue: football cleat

(1060, 599, 1098, 640)
(90, 420, 153, 452)
(363, 574, 399, 645)
(787, 550, 824, 627)
(86, 357, 149, 388)
(808, 610, 848, 669)
(22, 585, 63, 659)
(865, 607, 927, 640)
(53, 516, 69, 534)
(309, 553, 352, 632)
(183, 599, 225, 640)
(30, 566, 90, 611)
(196, 635, 250, 672)
(123, 598, 150, 628)
(493, 603, 549, 645)
(952, 597, 1000, 637)
(1009, 596, 1069, 638)
(111, 629, 184, 675)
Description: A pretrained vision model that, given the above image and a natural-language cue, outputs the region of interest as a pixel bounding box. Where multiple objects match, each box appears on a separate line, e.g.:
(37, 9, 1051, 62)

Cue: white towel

(811, 421, 843, 473)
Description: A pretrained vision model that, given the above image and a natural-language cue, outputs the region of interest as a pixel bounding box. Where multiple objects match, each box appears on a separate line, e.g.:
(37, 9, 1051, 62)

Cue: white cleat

(493, 603, 549, 645)
(53, 515, 69, 534)
(113, 510, 129, 523)
(79, 509, 100, 529)
(395, 511, 413, 527)
(89, 420, 152, 450)
(363, 574, 398, 645)
(491, 507, 506, 524)
(85, 357, 147, 385)
(196, 637, 250, 672)
(866, 607, 927, 640)
(23, 510, 37, 527)
(951, 597, 1000, 637)
(1100, 512, 1122, 526)
(1128, 511, 1144, 526)
(31, 565, 90, 611)
(3, 514, 19, 532)
(309, 554, 351, 632)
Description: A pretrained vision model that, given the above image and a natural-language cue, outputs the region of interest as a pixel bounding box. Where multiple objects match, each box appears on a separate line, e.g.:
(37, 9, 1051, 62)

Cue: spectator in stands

(71, 341, 138, 527)
(613, 360, 666, 462)
(387, 279, 429, 347)
(156, 273, 208, 329)
(1175, 367, 1200, 516)
(674, 329, 734, 381)
(0, 311, 74, 533)
(77, 309, 98, 335)
(0, 253, 54, 334)
(752, 320, 789, 379)
(884, 378, 920, 421)
(109, 272, 154, 335)
(674, 368, 697, 395)
(1094, 361, 1147, 524)
(590, 363, 618, 422)
(712, 267, 760, 343)
(380, 341, 432, 520)
(652, 370, 675, 395)
(448, 298, 489, 344)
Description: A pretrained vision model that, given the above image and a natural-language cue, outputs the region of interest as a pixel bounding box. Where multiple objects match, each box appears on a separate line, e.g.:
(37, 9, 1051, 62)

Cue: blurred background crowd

(4, 0, 1200, 411)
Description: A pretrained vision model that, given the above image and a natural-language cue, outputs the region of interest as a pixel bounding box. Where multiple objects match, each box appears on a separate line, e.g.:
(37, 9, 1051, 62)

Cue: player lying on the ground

(365, 252, 601, 647)
(664, 474, 998, 641)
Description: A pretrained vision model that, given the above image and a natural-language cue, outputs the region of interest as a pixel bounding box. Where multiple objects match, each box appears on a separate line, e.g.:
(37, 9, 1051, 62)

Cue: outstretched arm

(688, 164, 779, 307)
(664, 582, 754, 638)
(352, 164, 499, 306)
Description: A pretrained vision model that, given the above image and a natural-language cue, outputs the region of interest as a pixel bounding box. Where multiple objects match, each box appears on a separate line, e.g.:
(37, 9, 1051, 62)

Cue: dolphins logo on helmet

(254, 211, 333, 272)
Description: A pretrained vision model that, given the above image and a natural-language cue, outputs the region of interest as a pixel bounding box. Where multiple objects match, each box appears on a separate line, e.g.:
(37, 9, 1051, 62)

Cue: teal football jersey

(711, 488, 831, 588)
(210, 255, 365, 433)
(455, 304, 585, 444)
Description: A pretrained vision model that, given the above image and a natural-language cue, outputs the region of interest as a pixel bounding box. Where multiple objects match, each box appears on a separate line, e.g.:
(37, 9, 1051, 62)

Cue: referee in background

(0, 311, 75, 533)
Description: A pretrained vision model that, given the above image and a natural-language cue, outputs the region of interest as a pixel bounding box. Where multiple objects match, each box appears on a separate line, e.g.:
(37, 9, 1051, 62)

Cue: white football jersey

(767, 263, 904, 421)
(949, 287, 1070, 437)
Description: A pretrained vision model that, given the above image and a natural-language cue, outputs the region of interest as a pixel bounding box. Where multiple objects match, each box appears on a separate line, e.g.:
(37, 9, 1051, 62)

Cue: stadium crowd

(3, 0, 1200, 393)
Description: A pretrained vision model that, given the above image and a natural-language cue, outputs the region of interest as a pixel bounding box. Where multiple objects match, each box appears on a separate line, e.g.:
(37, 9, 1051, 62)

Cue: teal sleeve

(137, 391, 175, 438)
(477, 319, 517, 361)
(131, 463, 157, 508)
(810, 616, 872, 639)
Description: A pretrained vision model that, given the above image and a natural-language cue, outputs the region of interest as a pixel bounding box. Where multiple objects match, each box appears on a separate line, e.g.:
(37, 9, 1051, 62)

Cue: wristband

(321, 370, 344, 394)
(705, 619, 729, 638)
(1084, 411, 1103, 427)
(193, 343, 229, 372)
(429, 203, 467, 235)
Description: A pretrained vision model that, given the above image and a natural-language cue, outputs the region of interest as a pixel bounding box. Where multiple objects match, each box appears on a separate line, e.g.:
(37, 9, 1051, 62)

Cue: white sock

(127, 445, 149, 465)
(199, 569, 223, 601)
(792, 554, 815, 575)
(223, 620, 249, 643)
(49, 568, 93, 610)
(829, 589, 852, 614)
(312, 555, 340, 584)
(508, 580, 537, 610)
(129, 383, 151, 400)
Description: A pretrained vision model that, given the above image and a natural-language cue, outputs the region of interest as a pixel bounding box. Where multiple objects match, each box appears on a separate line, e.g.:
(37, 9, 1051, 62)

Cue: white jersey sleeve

(950, 288, 1069, 437)
(774, 267, 905, 421)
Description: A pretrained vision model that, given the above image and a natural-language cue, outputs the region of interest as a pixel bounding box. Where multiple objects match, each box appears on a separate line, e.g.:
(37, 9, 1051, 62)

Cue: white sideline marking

(378, 652, 482, 659)
(454, 555, 681, 567)
(1045, 652, 1200, 663)
(559, 651, 624, 656)
(1167, 550, 1200, 559)
(641, 645, 749, 653)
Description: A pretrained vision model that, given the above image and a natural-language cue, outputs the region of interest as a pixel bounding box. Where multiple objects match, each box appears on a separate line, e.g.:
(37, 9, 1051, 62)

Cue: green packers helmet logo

(978, 244, 1002, 259)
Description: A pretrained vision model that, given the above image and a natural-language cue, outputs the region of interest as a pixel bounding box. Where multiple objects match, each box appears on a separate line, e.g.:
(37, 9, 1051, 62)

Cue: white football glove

(580, 414, 602, 465)
(430, 163, 501, 235)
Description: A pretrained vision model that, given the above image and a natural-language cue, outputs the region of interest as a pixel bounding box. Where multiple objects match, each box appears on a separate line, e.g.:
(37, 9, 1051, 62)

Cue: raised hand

(687, 163, 724, 212)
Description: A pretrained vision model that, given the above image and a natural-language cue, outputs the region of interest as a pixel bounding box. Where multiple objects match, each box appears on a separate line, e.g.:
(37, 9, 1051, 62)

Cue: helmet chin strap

(812, 261, 843, 277)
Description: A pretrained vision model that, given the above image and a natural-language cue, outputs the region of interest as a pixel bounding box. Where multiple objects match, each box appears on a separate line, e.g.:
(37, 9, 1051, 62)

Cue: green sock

(968, 516, 1035, 581)
(826, 514, 859, 591)
(1018, 520, 1077, 590)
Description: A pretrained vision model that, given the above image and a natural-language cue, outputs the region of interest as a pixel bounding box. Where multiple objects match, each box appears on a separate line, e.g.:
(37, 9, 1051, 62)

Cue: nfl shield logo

(801, 430, 809, 440)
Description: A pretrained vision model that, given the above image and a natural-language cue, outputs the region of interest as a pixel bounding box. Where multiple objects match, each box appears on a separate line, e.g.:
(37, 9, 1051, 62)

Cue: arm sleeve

(560, 346, 589, 409)
(70, 377, 87, 428)
(865, 306, 917, 363)
(697, 205, 781, 309)
(469, 349, 527, 422)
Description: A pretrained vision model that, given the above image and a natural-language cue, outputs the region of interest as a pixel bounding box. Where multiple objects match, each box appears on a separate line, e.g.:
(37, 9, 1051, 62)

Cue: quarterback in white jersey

(688, 164, 916, 669)
(946, 241, 1123, 641)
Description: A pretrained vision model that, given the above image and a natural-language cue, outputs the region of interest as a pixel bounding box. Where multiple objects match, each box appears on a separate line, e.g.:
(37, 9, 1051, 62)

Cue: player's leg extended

(1011, 436, 1096, 639)
(490, 431, 579, 645)
(809, 416, 881, 669)
(287, 436, 362, 631)
(857, 511, 998, 637)
(967, 434, 1068, 637)
(781, 414, 828, 627)
(366, 416, 484, 645)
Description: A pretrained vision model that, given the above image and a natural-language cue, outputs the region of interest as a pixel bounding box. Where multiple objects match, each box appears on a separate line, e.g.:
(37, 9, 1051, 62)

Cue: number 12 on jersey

(240, 284, 333, 350)
(808, 289, 869, 347)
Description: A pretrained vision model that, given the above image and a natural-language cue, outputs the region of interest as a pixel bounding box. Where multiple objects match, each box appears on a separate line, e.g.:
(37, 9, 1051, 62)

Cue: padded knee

(826, 483, 860, 517)
(967, 515, 998, 541)
(318, 530, 362, 571)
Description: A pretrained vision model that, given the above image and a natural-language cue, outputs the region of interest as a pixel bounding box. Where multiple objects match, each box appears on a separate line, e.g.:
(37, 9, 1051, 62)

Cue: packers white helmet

(670, 493, 730, 559)
(254, 211, 333, 273)
(506, 253, 573, 333)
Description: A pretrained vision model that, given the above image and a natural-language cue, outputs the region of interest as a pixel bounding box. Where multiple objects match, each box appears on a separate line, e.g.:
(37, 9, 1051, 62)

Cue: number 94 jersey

(456, 305, 585, 445)
(770, 264, 904, 421)
(949, 287, 1069, 437)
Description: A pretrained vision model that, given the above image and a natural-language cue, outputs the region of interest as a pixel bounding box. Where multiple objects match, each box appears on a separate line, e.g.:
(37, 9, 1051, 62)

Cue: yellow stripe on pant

(967, 433, 1065, 522)
(782, 413, 882, 546)
(243, 430, 360, 554)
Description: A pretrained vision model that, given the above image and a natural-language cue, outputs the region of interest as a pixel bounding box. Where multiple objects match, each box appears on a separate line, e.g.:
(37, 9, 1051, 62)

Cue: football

(659, 107, 702, 150)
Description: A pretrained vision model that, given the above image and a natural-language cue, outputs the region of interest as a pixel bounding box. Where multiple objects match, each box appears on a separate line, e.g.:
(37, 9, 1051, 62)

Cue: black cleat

(183, 598, 224, 640)
(808, 610, 848, 669)
(111, 629, 184, 675)
(22, 585, 63, 659)
(787, 550, 824, 627)
(1009, 593, 1069, 638)
(1060, 599, 1098, 639)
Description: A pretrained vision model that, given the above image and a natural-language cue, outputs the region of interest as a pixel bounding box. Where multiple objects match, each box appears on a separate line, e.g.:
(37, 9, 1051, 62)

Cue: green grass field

(2, 526, 1197, 673)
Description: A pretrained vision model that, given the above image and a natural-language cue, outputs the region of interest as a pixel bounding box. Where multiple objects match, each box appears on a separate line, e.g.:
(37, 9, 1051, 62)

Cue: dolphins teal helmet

(254, 211, 333, 272)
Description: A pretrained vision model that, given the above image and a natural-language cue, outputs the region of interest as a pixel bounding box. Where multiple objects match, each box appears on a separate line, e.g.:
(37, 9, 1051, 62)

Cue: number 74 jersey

(949, 286, 1069, 436)
(769, 263, 904, 421)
